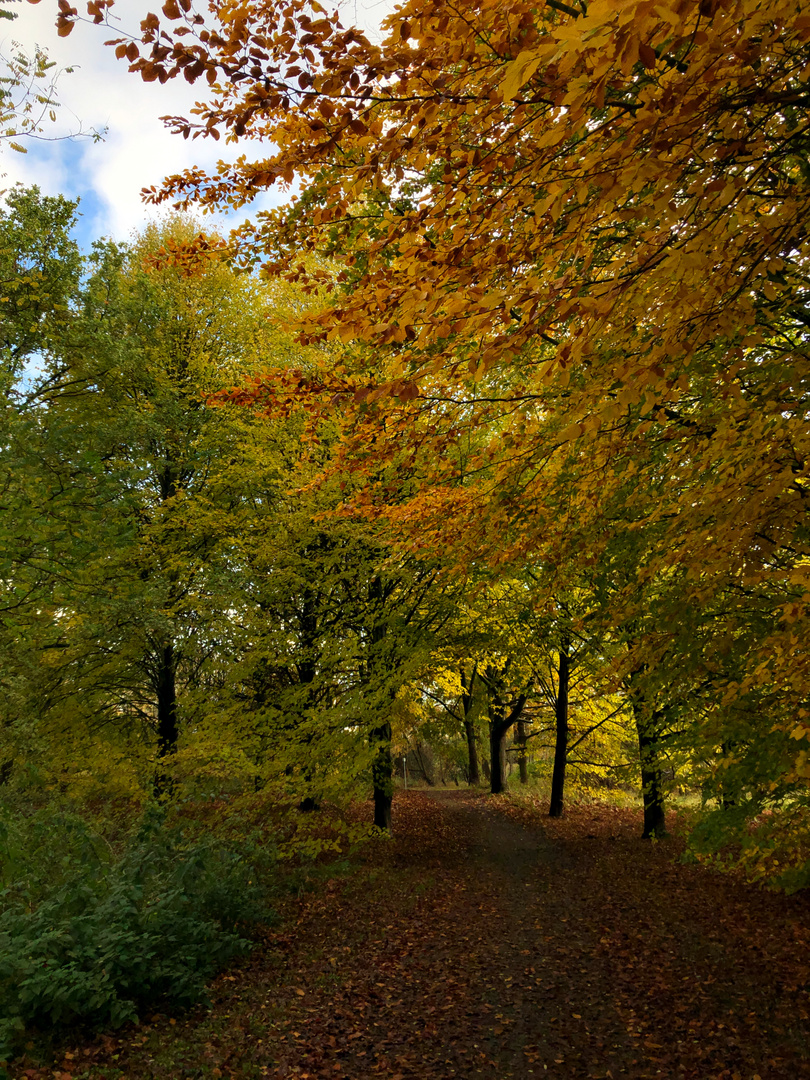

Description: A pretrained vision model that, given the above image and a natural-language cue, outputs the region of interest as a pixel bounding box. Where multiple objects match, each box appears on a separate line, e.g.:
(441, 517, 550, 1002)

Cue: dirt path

(21, 790, 810, 1080)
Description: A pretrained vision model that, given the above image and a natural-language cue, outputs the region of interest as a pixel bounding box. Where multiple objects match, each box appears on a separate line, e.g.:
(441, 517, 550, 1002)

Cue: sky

(2, 0, 396, 251)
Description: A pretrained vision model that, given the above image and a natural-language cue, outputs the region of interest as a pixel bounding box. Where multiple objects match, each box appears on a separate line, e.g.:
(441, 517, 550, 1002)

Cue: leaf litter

(9, 790, 810, 1079)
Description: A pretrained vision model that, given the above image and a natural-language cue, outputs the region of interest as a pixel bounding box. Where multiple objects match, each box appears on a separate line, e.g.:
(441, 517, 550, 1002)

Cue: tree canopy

(16, 0, 810, 883)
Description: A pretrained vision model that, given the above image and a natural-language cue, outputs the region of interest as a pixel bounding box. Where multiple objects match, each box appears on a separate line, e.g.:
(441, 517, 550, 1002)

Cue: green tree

(0, 213, 285, 793)
(0, 186, 86, 784)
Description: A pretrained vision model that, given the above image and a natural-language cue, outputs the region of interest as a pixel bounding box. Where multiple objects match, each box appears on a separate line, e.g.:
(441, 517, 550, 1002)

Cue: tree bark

(154, 639, 178, 798)
(548, 634, 570, 818)
(371, 721, 393, 830)
(637, 717, 667, 838)
(366, 575, 395, 830)
(627, 664, 667, 839)
(488, 692, 529, 795)
(517, 717, 529, 784)
(489, 716, 508, 794)
(460, 664, 480, 785)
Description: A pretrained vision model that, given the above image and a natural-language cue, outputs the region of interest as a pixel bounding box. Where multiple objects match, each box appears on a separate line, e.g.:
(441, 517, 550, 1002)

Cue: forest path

(30, 790, 810, 1080)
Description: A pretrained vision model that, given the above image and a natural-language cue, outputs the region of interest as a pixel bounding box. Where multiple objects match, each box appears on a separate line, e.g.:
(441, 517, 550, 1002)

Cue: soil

(13, 789, 810, 1080)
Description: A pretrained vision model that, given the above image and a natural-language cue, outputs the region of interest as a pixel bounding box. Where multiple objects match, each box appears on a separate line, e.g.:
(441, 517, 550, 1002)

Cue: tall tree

(1, 214, 287, 792)
(0, 186, 88, 784)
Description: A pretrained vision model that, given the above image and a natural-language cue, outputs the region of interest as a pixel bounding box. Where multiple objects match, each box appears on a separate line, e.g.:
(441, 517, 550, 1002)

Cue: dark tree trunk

(548, 634, 570, 818)
(367, 576, 397, 830)
(517, 717, 529, 785)
(637, 718, 667, 838)
(488, 691, 529, 795)
(155, 640, 178, 798)
(460, 663, 480, 785)
(465, 718, 480, 786)
(482, 757, 491, 781)
(371, 721, 393, 830)
(625, 656, 667, 838)
(489, 718, 508, 794)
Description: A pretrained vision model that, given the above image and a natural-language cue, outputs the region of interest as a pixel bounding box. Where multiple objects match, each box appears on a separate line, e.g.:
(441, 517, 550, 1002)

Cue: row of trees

(9, 0, 810, 886)
(1, 187, 658, 831)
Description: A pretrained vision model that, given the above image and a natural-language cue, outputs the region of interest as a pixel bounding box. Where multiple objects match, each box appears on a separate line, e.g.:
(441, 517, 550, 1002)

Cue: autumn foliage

(7, 4, 810, 1071)
(23, 0, 810, 870)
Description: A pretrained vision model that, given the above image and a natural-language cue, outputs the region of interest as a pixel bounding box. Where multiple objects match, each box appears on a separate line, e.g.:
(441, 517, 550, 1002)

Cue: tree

(458, 663, 481, 786)
(0, 186, 87, 784)
(0, 212, 287, 793)
(230, 485, 446, 823)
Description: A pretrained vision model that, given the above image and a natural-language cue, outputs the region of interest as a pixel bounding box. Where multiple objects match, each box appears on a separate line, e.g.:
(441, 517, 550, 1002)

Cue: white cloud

(4, 3, 231, 239)
(2, 0, 399, 246)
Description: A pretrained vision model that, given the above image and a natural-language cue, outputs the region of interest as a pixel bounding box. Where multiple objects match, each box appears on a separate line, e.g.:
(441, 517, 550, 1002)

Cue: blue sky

(3, 0, 393, 253)
(12, 138, 110, 250)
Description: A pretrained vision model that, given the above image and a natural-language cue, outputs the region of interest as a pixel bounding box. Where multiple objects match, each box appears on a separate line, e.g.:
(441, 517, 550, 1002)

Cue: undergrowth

(0, 799, 279, 1062)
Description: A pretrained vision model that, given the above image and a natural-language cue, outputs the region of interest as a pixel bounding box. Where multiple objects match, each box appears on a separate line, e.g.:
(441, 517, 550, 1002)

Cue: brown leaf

(639, 42, 657, 68)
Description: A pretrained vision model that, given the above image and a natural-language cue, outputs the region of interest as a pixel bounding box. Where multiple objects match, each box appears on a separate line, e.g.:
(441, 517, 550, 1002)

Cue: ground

(11, 789, 810, 1079)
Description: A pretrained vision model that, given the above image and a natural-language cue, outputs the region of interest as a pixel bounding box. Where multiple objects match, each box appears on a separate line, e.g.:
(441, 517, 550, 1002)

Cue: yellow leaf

(502, 51, 542, 102)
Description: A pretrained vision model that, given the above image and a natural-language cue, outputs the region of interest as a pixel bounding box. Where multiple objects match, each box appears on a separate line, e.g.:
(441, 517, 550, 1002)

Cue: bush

(0, 802, 277, 1060)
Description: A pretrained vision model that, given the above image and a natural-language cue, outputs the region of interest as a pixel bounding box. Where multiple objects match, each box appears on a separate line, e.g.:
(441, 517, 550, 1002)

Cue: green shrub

(0, 802, 277, 1060)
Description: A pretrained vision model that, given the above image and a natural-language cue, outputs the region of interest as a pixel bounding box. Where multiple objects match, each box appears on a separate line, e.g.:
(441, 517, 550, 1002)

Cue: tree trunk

(464, 719, 480, 785)
(460, 664, 480, 785)
(637, 717, 667, 838)
(626, 657, 667, 839)
(548, 634, 570, 818)
(367, 576, 394, 830)
(517, 717, 528, 784)
(489, 719, 508, 794)
(371, 721, 393, 830)
(488, 692, 529, 795)
(155, 639, 178, 798)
